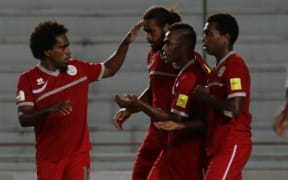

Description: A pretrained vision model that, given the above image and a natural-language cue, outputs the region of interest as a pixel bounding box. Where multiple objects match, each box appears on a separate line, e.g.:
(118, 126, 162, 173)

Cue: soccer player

(15, 20, 142, 180)
(115, 23, 210, 180)
(193, 13, 252, 180)
(113, 6, 182, 179)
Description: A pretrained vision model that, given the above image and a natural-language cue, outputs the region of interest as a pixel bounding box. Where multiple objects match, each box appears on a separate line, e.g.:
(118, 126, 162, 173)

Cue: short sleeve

(16, 74, 34, 107)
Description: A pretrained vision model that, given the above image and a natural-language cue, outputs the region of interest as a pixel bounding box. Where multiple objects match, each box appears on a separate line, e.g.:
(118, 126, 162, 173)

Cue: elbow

(103, 68, 117, 78)
(18, 118, 33, 127)
(19, 119, 29, 127)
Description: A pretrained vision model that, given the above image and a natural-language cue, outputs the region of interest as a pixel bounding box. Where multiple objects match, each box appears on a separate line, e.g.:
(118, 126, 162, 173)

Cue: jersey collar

(37, 63, 60, 77)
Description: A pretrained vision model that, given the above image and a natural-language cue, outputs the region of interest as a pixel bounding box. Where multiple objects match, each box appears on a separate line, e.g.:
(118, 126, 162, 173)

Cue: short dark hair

(207, 13, 239, 46)
(30, 20, 68, 60)
(143, 6, 181, 27)
(168, 23, 197, 49)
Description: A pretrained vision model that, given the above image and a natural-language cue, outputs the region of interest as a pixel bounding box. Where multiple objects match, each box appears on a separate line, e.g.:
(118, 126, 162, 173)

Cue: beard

(151, 41, 164, 52)
(59, 64, 68, 72)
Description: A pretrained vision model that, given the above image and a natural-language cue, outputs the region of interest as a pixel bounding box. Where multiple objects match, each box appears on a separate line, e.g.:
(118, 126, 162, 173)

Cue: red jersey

(147, 50, 179, 112)
(150, 57, 210, 180)
(147, 50, 206, 112)
(171, 59, 209, 118)
(16, 59, 104, 161)
(206, 51, 252, 156)
(169, 57, 209, 157)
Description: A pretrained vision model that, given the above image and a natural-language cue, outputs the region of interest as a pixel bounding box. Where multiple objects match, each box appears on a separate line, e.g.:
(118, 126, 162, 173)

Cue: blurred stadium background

(0, 0, 287, 179)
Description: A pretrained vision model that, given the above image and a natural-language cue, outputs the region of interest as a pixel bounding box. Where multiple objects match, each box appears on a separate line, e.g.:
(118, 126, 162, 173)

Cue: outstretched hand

(114, 94, 141, 110)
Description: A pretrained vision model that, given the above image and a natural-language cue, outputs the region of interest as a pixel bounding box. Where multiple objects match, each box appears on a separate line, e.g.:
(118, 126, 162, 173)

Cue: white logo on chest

(67, 65, 77, 76)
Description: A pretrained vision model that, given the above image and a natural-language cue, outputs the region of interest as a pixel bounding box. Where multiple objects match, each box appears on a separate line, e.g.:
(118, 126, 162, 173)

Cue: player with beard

(113, 6, 206, 180)
(16, 20, 142, 180)
(115, 23, 210, 180)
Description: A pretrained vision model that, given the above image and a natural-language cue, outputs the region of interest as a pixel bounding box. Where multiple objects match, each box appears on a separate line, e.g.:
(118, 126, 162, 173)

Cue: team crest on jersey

(67, 65, 77, 76)
(218, 66, 225, 77)
(16, 90, 25, 102)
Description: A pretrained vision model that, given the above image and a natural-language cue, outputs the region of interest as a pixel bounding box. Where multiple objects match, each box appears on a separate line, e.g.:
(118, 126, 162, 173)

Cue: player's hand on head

(124, 20, 144, 44)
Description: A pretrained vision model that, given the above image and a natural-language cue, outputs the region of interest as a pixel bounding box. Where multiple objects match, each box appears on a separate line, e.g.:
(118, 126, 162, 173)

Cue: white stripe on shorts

(222, 144, 238, 180)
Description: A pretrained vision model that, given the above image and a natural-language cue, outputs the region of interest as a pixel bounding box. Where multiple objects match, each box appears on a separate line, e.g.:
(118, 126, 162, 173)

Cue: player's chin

(59, 64, 68, 72)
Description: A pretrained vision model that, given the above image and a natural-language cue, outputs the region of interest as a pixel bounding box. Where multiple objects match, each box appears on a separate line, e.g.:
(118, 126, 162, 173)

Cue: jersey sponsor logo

(67, 65, 77, 76)
(230, 78, 242, 90)
(16, 90, 25, 102)
(36, 78, 45, 85)
(176, 93, 188, 108)
(32, 81, 48, 94)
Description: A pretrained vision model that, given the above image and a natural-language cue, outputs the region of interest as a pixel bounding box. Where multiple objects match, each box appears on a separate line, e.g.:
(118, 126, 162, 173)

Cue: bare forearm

(138, 100, 181, 122)
(103, 40, 130, 77)
(205, 96, 243, 118)
(19, 109, 50, 127)
(182, 119, 206, 131)
(138, 86, 152, 104)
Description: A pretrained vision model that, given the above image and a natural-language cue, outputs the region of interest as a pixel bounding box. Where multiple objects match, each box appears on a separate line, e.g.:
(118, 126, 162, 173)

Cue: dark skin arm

(193, 85, 244, 118)
(18, 100, 72, 127)
(153, 118, 205, 131)
(103, 21, 143, 78)
(113, 85, 152, 130)
(114, 94, 185, 123)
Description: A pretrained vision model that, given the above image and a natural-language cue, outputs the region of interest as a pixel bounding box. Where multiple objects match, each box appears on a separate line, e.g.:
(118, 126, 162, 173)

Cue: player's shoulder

(229, 53, 249, 70)
(194, 51, 211, 75)
(19, 65, 39, 77)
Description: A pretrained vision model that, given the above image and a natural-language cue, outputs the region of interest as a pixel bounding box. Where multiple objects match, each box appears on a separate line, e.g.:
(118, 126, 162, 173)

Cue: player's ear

(44, 50, 51, 57)
(163, 24, 169, 32)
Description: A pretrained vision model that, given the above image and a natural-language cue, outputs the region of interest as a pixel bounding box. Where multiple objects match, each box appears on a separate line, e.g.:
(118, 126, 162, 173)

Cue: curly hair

(30, 20, 68, 60)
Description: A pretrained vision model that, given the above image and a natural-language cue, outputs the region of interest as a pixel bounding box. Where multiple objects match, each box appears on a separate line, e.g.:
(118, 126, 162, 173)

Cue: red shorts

(36, 152, 90, 180)
(147, 131, 206, 180)
(132, 122, 167, 180)
(205, 144, 252, 180)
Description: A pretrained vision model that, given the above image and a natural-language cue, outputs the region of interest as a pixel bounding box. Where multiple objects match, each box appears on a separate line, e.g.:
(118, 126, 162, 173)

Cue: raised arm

(102, 21, 143, 78)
